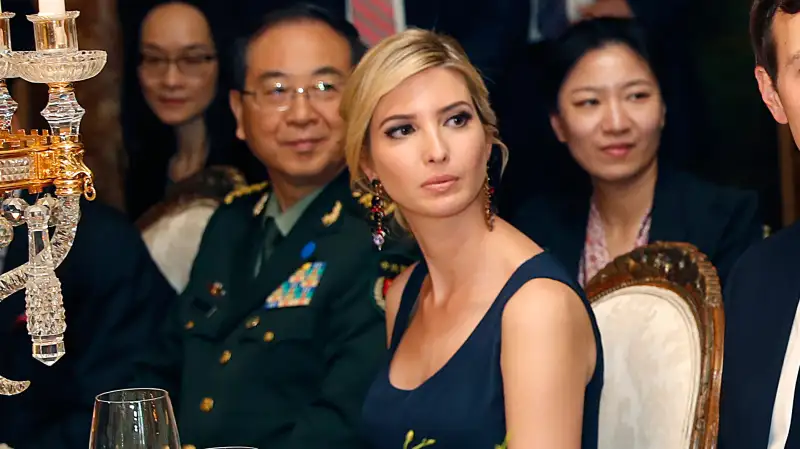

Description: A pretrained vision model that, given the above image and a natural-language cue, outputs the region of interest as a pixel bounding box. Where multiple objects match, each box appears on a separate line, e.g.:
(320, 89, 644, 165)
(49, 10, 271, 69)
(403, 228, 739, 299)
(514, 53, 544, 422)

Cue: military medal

(265, 261, 326, 309)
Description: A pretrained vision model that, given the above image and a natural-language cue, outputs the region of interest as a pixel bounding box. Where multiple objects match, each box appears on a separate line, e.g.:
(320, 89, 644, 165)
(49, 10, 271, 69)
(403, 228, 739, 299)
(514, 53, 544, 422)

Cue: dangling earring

(371, 178, 387, 250)
(484, 174, 495, 231)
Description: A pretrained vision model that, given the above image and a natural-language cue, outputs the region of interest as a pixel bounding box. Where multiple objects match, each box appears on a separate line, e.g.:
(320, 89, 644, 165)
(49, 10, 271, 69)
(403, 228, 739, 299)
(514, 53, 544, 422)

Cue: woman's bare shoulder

(502, 277, 596, 378)
(504, 277, 588, 330)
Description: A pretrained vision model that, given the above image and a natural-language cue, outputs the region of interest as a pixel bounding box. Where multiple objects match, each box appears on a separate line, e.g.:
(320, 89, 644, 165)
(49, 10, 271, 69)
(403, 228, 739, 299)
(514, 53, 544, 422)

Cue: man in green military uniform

(134, 5, 416, 448)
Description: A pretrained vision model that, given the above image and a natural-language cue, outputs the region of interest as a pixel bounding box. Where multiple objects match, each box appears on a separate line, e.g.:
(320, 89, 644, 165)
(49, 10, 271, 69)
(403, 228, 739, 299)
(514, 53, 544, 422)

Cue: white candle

(38, 0, 66, 16)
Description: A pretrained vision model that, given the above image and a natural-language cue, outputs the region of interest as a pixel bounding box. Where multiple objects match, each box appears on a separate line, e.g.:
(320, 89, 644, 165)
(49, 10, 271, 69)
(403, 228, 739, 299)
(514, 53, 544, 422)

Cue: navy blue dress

(361, 252, 603, 449)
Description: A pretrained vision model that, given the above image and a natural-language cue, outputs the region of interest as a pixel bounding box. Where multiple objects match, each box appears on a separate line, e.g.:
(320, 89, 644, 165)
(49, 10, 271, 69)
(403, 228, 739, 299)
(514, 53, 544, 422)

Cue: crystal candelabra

(0, 9, 106, 396)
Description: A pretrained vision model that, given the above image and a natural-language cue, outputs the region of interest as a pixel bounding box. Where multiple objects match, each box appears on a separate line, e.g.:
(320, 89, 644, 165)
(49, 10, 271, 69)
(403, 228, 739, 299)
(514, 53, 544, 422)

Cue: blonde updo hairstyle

(341, 28, 508, 228)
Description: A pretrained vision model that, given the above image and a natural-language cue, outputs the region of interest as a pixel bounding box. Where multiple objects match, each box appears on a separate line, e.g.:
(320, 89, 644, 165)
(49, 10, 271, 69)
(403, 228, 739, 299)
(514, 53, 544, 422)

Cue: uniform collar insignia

(322, 201, 342, 227)
(252, 192, 270, 217)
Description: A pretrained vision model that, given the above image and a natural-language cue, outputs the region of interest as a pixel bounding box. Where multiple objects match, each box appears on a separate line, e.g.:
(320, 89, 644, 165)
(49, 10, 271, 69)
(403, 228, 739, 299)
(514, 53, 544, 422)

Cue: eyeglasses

(139, 53, 217, 77)
(241, 81, 342, 112)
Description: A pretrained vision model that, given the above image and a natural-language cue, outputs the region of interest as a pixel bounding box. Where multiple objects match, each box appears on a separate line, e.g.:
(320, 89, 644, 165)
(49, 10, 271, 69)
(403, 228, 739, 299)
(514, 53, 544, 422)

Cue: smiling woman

(124, 1, 264, 221)
(138, 1, 218, 183)
(341, 28, 604, 449)
(509, 18, 762, 288)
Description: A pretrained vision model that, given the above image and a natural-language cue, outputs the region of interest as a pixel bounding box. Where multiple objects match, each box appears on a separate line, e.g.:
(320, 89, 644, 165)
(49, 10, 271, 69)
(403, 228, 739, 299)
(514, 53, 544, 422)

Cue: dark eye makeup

(383, 110, 474, 139)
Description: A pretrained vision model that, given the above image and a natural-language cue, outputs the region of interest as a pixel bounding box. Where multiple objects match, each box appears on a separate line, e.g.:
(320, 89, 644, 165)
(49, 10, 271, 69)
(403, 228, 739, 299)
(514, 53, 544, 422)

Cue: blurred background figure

(509, 18, 762, 287)
(124, 1, 265, 221)
(497, 0, 697, 215)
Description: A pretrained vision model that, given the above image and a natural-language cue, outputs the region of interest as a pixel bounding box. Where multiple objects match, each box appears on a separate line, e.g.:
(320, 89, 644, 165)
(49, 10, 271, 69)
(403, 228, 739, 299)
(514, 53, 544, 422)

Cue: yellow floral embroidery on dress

(399, 430, 505, 448)
(403, 430, 436, 449)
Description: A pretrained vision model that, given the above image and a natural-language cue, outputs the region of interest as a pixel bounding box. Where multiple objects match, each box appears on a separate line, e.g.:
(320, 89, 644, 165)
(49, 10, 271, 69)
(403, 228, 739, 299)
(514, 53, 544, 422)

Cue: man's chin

(279, 162, 345, 185)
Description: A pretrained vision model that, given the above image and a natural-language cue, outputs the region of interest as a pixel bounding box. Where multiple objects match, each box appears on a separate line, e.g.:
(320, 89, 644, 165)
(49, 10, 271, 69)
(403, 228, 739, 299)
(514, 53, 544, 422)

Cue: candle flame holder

(0, 10, 105, 396)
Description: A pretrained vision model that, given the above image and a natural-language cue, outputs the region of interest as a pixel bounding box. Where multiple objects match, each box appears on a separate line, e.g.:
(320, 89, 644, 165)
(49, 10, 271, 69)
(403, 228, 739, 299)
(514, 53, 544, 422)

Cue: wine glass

(89, 388, 181, 448)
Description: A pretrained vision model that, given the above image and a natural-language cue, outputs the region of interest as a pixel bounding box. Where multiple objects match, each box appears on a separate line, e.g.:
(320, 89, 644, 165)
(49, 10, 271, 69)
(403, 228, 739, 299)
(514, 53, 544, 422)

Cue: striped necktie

(351, 0, 396, 47)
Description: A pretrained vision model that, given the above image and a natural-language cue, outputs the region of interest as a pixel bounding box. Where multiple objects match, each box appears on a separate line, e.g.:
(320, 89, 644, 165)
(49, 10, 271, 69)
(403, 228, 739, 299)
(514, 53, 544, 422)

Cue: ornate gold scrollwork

(0, 129, 95, 199)
(53, 140, 95, 200)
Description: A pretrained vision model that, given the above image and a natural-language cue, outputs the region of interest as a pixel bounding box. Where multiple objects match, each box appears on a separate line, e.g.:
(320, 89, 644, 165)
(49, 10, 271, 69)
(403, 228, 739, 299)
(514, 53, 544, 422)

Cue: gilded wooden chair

(585, 242, 724, 449)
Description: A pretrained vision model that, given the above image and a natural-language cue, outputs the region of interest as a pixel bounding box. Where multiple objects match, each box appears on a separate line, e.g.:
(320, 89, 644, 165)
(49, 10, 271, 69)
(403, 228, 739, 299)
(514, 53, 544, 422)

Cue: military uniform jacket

(134, 171, 416, 449)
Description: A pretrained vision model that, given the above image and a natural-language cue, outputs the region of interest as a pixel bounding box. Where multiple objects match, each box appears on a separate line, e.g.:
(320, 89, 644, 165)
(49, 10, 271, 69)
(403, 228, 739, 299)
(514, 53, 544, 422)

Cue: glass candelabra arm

(0, 193, 79, 398)
(0, 122, 92, 303)
(0, 6, 107, 396)
(0, 195, 77, 395)
(0, 376, 30, 396)
(24, 203, 66, 365)
(0, 80, 18, 132)
(0, 193, 79, 301)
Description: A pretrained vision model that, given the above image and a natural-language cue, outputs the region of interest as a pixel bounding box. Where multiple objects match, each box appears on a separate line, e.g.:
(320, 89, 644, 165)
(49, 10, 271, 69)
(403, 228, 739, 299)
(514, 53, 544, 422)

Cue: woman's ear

(484, 126, 497, 161)
(360, 148, 377, 181)
(550, 114, 567, 143)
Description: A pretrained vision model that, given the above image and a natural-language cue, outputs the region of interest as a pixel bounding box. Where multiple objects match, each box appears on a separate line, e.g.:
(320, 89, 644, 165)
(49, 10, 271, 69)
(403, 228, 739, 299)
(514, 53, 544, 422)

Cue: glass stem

(0, 79, 17, 132)
(41, 82, 83, 136)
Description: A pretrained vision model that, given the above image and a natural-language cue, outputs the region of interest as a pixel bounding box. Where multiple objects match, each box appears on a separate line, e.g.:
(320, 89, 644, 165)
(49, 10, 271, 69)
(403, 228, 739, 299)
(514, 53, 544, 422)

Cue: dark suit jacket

(508, 170, 762, 287)
(134, 172, 418, 449)
(0, 199, 176, 448)
(718, 221, 800, 449)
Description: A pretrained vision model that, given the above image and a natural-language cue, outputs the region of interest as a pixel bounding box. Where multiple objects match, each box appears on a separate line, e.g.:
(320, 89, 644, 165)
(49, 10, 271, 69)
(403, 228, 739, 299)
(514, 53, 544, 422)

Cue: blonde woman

(341, 29, 603, 449)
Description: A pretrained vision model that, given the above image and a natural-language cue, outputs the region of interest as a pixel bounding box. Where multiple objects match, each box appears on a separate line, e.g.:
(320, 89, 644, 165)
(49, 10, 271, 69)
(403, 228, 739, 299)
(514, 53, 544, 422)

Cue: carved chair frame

(584, 241, 724, 449)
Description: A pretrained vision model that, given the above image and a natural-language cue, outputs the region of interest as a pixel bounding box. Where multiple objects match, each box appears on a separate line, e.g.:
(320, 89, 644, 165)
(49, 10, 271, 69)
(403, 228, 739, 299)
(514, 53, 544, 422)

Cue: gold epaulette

(224, 181, 269, 205)
(352, 189, 397, 215)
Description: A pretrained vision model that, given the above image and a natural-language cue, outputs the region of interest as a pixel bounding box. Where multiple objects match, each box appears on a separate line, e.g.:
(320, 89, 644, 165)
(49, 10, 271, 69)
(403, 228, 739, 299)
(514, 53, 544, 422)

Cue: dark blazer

(507, 169, 762, 286)
(0, 199, 176, 448)
(718, 221, 800, 449)
(134, 171, 418, 449)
